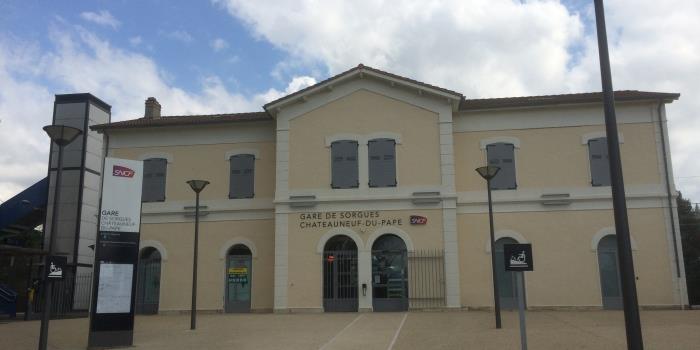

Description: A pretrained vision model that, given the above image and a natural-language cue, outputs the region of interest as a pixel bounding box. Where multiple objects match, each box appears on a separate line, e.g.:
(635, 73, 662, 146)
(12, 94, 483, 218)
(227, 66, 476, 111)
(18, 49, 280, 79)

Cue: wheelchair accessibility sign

(46, 255, 67, 279)
(504, 244, 533, 271)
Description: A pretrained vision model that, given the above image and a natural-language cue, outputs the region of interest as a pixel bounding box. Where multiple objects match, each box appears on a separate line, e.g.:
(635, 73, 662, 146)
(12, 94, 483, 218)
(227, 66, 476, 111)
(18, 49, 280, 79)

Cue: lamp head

(43, 125, 82, 146)
(475, 165, 501, 181)
(187, 180, 210, 193)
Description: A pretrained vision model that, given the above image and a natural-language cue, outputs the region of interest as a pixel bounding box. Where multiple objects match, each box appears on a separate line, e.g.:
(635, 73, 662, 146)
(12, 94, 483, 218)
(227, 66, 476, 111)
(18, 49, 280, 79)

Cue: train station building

(69, 64, 687, 314)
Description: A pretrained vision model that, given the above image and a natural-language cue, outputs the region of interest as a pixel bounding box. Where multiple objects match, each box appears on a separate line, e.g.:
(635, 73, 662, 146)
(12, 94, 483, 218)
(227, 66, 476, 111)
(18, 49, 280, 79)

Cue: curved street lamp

(38, 124, 82, 350)
(186, 179, 209, 330)
(475, 165, 502, 329)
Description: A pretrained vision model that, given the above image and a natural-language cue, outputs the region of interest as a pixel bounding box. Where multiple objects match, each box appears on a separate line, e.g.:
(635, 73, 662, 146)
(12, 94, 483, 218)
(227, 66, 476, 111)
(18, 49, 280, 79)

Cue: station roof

(92, 111, 271, 131)
(459, 90, 680, 111)
(91, 64, 680, 131)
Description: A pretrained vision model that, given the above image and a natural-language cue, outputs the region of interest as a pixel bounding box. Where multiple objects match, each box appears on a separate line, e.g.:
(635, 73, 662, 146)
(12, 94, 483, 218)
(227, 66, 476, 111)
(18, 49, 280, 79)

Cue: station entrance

(372, 234, 408, 312)
(225, 244, 252, 313)
(323, 235, 358, 312)
(135, 247, 161, 314)
(597, 235, 623, 310)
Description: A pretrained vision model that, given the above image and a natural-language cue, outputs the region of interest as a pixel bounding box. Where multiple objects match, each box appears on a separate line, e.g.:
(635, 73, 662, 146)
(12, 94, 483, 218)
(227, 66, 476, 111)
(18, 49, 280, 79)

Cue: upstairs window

(486, 143, 517, 190)
(229, 154, 255, 198)
(368, 138, 397, 187)
(142, 158, 167, 202)
(331, 140, 359, 189)
(588, 137, 611, 186)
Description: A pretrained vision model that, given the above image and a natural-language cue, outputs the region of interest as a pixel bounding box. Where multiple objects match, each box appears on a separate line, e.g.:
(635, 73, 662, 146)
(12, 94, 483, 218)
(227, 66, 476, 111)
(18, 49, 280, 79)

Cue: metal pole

(516, 272, 527, 350)
(593, 1, 643, 349)
(487, 179, 502, 329)
(190, 191, 199, 330)
(38, 143, 64, 350)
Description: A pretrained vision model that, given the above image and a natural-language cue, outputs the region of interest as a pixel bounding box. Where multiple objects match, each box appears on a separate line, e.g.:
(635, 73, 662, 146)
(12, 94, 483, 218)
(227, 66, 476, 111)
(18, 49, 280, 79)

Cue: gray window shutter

(589, 137, 611, 186)
(486, 143, 516, 190)
(230, 154, 255, 198)
(331, 140, 359, 189)
(368, 138, 397, 188)
(142, 158, 167, 202)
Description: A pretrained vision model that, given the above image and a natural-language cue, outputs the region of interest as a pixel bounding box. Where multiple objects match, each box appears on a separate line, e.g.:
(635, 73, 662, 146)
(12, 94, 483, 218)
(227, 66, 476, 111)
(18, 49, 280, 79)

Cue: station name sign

(99, 159, 143, 232)
(298, 211, 404, 229)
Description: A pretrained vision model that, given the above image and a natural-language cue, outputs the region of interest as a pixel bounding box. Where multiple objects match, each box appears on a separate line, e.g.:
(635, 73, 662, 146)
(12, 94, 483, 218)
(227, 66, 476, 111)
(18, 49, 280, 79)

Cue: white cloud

(0, 24, 311, 201)
(566, 0, 700, 200)
(129, 36, 142, 46)
(165, 30, 194, 43)
(80, 10, 120, 29)
(210, 38, 229, 52)
(215, 0, 700, 200)
(215, 0, 583, 98)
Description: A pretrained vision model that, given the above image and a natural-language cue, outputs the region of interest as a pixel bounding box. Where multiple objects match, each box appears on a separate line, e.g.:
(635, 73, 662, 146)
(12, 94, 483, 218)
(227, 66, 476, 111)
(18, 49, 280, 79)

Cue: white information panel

(99, 157, 144, 232)
(96, 263, 134, 314)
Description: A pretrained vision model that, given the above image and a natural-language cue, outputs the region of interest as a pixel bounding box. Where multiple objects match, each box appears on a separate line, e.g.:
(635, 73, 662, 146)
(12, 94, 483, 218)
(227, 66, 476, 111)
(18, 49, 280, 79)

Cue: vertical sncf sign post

(504, 244, 534, 350)
(88, 158, 143, 348)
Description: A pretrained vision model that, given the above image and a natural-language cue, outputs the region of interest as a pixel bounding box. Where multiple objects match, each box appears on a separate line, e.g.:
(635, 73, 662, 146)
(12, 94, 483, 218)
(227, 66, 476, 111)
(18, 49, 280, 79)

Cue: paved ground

(2, 310, 699, 349)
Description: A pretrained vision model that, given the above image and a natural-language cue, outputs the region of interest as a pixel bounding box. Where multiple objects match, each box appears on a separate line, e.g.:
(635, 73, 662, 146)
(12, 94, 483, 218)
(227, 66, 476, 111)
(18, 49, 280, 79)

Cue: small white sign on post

(99, 158, 143, 233)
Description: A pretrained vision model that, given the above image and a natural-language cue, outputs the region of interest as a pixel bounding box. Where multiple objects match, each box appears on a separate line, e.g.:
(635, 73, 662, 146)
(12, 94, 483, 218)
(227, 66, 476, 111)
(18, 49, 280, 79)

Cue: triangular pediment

(264, 64, 463, 116)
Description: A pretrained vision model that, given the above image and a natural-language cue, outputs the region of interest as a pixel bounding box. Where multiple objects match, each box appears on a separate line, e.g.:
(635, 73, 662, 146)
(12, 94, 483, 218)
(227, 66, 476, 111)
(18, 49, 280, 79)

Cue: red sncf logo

(410, 215, 428, 225)
(113, 165, 135, 178)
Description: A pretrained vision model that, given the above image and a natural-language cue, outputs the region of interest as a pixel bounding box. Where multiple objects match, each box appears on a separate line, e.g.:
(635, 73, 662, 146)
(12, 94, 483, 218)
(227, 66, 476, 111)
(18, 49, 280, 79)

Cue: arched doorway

(372, 234, 408, 312)
(323, 235, 358, 312)
(597, 235, 623, 310)
(136, 247, 161, 314)
(225, 244, 252, 313)
(495, 237, 522, 310)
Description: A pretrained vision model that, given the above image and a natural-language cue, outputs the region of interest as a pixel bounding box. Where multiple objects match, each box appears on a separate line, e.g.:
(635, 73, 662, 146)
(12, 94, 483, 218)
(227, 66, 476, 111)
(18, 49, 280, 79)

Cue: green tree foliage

(678, 193, 700, 305)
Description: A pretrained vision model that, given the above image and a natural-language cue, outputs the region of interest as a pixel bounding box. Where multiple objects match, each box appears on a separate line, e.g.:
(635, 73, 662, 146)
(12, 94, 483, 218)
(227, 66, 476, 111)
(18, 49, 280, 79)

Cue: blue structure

(0, 283, 18, 318)
(0, 177, 48, 244)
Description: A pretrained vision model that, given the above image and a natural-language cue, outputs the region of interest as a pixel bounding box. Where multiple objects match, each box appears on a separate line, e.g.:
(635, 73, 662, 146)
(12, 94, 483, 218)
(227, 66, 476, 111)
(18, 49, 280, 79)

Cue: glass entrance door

(372, 234, 408, 312)
(225, 245, 252, 313)
(598, 235, 623, 310)
(136, 248, 161, 314)
(495, 238, 520, 310)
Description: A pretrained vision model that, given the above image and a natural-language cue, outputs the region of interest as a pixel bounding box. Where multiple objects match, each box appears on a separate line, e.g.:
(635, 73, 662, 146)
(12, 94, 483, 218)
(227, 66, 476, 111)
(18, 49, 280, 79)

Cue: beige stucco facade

(96, 65, 687, 314)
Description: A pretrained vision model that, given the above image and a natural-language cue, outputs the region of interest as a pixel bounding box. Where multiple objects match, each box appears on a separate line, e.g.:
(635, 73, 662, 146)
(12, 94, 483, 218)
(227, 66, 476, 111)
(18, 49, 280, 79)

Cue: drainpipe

(657, 100, 684, 304)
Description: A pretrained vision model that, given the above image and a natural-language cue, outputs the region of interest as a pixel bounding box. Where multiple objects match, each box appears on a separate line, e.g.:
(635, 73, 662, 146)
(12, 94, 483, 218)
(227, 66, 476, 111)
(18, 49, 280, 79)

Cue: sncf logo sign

(410, 215, 428, 225)
(113, 165, 135, 178)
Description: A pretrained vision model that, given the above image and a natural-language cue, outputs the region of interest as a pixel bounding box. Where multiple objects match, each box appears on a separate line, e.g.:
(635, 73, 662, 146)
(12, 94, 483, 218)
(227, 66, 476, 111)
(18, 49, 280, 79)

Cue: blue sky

(0, 0, 593, 109)
(1, 0, 699, 202)
(0, 0, 295, 100)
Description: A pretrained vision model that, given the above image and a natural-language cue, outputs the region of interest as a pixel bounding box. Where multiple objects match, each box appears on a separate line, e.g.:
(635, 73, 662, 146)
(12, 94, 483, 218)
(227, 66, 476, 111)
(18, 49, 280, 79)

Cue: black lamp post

(186, 179, 209, 330)
(593, 1, 643, 349)
(38, 125, 82, 350)
(475, 165, 502, 329)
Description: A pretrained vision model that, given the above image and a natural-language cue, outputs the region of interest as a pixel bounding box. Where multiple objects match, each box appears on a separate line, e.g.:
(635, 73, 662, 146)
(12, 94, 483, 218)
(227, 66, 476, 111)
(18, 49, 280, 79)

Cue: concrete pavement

(1, 310, 699, 349)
